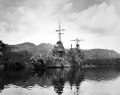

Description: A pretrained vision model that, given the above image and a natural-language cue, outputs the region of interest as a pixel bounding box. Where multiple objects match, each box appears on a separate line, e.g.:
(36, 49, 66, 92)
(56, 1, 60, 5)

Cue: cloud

(71, 0, 110, 12)
(0, 0, 120, 52)
(0, 0, 73, 44)
(63, 1, 120, 52)
(87, 3, 118, 30)
(62, 3, 73, 11)
(66, 2, 120, 36)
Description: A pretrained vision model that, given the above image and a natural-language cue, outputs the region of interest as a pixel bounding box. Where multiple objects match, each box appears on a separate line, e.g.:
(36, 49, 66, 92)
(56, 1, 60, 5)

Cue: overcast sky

(0, 0, 120, 53)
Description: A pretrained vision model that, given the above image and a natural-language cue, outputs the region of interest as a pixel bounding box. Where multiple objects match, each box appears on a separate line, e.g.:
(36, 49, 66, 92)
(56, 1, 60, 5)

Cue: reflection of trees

(0, 68, 84, 94)
(66, 68, 84, 95)
(0, 70, 4, 92)
(46, 69, 65, 95)
(67, 68, 84, 87)
(0, 69, 46, 91)
(1, 66, 120, 94)
(52, 76, 65, 95)
(3, 69, 32, 84)
(84, 66, 120, 81)
(0, 69, 33, 92)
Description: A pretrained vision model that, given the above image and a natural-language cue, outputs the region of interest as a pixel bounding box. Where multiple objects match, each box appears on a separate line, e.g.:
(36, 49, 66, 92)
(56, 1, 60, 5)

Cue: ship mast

(56, 22, 65, 42)
(71, 38, 84, 49)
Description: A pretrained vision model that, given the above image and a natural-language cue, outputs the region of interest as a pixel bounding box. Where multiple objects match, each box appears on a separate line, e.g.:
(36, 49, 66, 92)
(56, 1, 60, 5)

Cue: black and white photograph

(0, 0, 120, 95)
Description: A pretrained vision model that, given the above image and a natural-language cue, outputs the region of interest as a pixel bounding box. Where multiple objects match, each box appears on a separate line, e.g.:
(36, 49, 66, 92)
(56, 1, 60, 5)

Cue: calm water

(0, 66, 120, 95)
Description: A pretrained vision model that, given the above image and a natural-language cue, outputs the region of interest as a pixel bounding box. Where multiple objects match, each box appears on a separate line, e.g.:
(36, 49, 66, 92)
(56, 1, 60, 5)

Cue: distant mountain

(10, 42, 53, 55)
(27, 43, 54, 55)
(8, 42, 120, 59)
(10, 42, 36, 52)
(37, 43, 53, 52)
(83, 49, 120, 59)
(16, 42, 36, 49)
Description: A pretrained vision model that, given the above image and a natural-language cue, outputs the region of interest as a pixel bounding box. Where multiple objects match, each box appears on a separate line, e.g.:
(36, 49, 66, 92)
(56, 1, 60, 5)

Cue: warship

(0, 23, 84, 69)
(45, 22, 84, 67)
(29, 22, 84, 68)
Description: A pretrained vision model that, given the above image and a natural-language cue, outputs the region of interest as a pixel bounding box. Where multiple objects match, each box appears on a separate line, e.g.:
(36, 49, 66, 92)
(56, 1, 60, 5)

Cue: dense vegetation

(83, 49, 120, 59)
(6, 42, 120, 59)
(0, 41, 33, 70)
(1, 41, 120, 70)
(84, 58, 120, 67)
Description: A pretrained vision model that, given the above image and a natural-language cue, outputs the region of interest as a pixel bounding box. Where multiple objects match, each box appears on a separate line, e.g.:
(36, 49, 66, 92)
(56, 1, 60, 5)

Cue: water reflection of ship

(46, 69, 66, 95)
(46, 68, 84, 95)
(52, 75, 65, 95)
(0, 68, 84, 94)
(68, 68, 84, 95)
(0, 67, 120, 94)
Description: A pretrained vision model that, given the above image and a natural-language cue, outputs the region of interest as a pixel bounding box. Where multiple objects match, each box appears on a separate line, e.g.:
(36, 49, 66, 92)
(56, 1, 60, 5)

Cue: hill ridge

(7, 42, 120, 59)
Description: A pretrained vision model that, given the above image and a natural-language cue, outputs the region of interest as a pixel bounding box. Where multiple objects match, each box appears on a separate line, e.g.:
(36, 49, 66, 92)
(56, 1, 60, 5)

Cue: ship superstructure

(52, 22, 65, 57)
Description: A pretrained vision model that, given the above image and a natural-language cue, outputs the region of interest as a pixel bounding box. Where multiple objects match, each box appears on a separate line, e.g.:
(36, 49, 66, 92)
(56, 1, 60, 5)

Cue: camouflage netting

(52, 41, 65, 57)
(29, 48, 84, 68)
(29, 41, 84, 68)
(66, 48, 84, 66)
